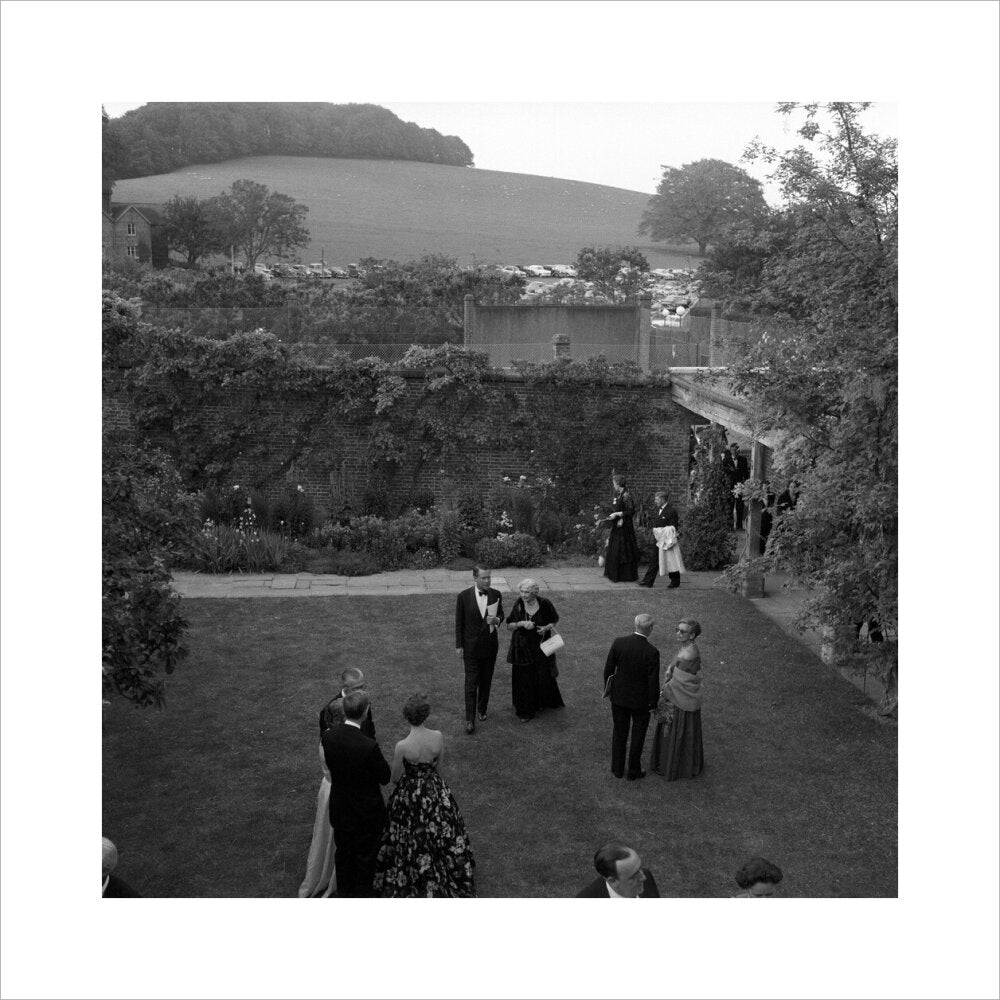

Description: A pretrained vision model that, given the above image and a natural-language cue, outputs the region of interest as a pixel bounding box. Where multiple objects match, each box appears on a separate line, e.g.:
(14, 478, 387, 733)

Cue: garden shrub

(475, 532, 543, 568)
(271, 484, 315, 537)
(394, 508, 439, 552)
(187, 522, 290, 573)
(456, 485, 488, 536)
(509, 490, 535, 534)
(407, 547, 440, 569)
(683, 427, 736, 570)
(536, 509, 563, 548)
(361, 477, 392, 518)
(405, 488, 436, 513)
(307, 519, 353, 550)
(438, 509, 463, 564)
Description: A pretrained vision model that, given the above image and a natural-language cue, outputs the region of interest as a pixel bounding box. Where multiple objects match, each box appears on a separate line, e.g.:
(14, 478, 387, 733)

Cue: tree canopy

(574, 245, 649, 302)
(705, 103, 897, 713)
(103, 102, 475, 179)
(639, 158, 767, 255)
(209, 180, 310, 268)
(162, 194, 225, 268)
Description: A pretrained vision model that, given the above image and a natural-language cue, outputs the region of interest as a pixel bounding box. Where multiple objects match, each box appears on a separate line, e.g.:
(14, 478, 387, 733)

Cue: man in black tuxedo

(728, 443, 750, 529)
(604, 614, 660, 780)
(576, 842, 660, 898)
(454, 564, 505, 735)
(638, 489, 679, 588)
(318, 666, 375, 739)
(321, 689, 391, 898)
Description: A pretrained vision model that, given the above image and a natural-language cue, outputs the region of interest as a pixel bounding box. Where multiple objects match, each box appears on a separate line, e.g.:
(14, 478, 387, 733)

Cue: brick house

(102, 192, 168, 266)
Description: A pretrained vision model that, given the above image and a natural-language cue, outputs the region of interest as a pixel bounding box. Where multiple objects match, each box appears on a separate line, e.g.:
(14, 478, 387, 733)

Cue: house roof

(110, 203, 164, 225)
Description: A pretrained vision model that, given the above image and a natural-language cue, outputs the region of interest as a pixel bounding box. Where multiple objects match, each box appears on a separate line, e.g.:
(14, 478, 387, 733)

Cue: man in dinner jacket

(322, 689, 391, 897)
(604, 613, 660, 780)
(576, 842, 661, 898)
(454, 564, 505, 734)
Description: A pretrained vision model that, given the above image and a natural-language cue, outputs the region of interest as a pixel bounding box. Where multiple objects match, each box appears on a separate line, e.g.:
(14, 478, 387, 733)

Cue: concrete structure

(464, 294, 654, 370)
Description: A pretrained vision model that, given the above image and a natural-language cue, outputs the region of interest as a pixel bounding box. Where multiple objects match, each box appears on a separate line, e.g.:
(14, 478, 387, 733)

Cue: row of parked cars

(499, 264, 578, 278)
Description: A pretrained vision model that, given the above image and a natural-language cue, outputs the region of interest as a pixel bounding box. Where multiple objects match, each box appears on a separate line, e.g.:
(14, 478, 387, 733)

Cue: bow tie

(477, 590, 489, 598)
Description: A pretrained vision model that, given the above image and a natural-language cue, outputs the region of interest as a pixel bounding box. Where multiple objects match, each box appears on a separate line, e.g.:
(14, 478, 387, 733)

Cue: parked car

(650, 268, 673, 278)
(524, 264, 551, 277)
(546, 264, 575, 277)
(500, 265, 526, 278)
(347, 263, 361, 277)
(327, 266, 349, 279)
(522, 280, 548, 296)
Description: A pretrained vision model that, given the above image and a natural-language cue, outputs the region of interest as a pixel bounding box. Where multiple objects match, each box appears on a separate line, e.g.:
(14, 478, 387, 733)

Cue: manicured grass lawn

(102, 588, 897, 897)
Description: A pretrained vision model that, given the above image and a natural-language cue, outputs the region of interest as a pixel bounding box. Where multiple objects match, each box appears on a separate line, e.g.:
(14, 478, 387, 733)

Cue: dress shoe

(478, 712, 487, 721)
(667, 583, 680, 589)
(626, 771, 647, 781)
(637, 582, 652, 588)
(465, 722, 475, 734)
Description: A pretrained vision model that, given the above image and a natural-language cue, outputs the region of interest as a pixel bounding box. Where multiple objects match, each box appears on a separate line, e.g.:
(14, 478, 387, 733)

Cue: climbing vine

(106, 295, 678, 516)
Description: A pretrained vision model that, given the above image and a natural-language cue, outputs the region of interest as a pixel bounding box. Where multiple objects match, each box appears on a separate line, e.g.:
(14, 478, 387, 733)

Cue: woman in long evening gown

(603, 474, 639, 582)
(372, 694, 476, 898)
(297, 702, 341, 897)
(650, 617, 705, 780)
(505, 578, 564, 722)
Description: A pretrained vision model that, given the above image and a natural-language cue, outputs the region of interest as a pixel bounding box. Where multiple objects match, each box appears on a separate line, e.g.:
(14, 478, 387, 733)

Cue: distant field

(112, 156, 700, 271)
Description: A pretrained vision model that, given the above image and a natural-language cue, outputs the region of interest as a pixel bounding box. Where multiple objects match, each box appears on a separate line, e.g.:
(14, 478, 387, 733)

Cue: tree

(302, 254, 524, 341)
(704, 103, 897, 715)
(682, 424, 736, 570)
(162, 194, 224, 268)
(639, 158, 766, 255)
(209, 179, 309, 268)
(102, 105, 126, 202)
(575, 245, 649, 302)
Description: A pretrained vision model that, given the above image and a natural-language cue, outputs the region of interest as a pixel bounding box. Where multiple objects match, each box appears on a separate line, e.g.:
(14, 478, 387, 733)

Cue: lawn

(101, 588, 897, 897)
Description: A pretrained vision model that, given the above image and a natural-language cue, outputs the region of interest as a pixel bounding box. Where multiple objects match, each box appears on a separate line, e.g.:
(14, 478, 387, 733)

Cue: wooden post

(741, 440, 766, 598)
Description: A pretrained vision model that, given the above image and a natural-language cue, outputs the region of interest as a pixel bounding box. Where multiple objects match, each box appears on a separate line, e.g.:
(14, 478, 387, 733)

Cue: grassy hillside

(112, 156, 699, 270)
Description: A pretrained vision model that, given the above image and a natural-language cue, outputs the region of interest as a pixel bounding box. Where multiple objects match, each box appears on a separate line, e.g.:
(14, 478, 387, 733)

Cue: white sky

(3, 3, 999, 1000)
(103, 100, 898, 201)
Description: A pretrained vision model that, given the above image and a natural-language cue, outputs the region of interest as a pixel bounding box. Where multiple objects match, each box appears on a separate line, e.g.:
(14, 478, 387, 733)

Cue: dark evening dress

(372, 758, 476, 898)
(505, 596, 564, 720)
(603, 490, 639, 582)
(650, 652, 704, 780)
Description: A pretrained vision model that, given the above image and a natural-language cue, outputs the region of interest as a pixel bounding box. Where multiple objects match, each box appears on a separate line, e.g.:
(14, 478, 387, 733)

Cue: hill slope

(111, 156, 698, 269)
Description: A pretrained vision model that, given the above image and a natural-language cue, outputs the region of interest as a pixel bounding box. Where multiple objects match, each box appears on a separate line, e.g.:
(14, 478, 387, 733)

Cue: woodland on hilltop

(103, 102, 474, 183)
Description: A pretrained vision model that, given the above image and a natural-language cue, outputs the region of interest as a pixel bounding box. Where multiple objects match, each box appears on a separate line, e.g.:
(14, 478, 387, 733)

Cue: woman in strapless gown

(372, 694, 476, 898)
(650, 617, 705, 780)
(297, 702, 340, 897)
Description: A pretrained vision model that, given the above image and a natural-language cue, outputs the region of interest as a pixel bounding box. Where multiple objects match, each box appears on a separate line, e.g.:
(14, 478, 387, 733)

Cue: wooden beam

(667, 371, 776, 447)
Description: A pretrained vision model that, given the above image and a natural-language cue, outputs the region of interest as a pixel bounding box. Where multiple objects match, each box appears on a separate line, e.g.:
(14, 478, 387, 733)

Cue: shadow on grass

(102, 588, 897, 897)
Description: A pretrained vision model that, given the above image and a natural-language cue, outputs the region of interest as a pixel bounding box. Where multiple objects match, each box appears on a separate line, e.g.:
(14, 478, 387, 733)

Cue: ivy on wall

(106, 294, 675, 516)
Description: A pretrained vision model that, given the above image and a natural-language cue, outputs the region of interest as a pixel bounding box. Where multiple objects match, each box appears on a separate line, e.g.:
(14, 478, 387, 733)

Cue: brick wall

(105, 369, 702, 522)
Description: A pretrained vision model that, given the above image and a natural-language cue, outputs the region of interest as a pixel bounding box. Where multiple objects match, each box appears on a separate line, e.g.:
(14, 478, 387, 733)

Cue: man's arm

(372, 742, 391, 786)
(648, 649, 661, 708)
(494, 592, 505, 627)
(455, 592, 465, 656)
(604, 640, 619, 683)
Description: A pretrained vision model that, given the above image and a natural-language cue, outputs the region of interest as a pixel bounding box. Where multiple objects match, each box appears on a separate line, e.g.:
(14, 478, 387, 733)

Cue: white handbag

(539, 633, 565, 657)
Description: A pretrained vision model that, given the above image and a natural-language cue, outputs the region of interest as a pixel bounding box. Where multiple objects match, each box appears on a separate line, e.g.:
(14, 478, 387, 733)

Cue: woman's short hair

(612, 474, 627, 489)
(402, 693, 431, 726)
(734, 857, 783, 889)
(679, 617, 702, 638)
(517, 578, 540, 596)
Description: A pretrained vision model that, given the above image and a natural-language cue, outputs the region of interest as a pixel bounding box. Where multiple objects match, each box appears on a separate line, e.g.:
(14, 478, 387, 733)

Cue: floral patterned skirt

(372, 762, 476, 898)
